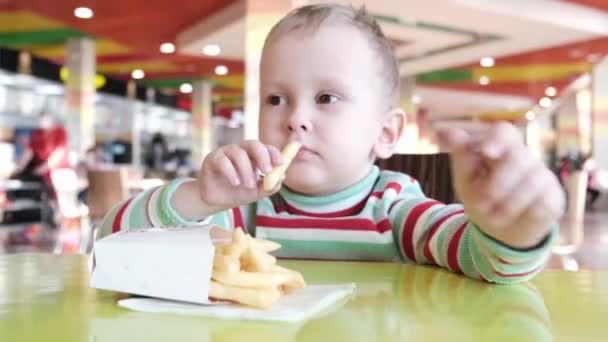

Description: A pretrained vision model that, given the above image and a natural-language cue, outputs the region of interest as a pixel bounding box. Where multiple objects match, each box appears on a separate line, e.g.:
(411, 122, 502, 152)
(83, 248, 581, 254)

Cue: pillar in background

(395, 76, 420, 153)
(64, 37, 96, 157)
(191, 80, 213, 167)
(592, 59, 608, 170)
(17, 51, 31, 74)
(127, 80, 143, 168)
(243, 0, 294, 140)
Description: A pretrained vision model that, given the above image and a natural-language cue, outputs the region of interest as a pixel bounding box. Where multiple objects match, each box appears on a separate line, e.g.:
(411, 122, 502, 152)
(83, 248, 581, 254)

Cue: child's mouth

(295, 147, 317, 160)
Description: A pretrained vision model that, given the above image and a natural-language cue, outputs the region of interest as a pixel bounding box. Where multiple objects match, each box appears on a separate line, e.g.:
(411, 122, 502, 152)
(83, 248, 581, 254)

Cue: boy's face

(259, 24, 388, 195)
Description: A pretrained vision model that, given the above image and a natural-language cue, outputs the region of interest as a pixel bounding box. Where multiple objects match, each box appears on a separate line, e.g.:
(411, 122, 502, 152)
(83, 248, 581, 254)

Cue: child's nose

(287, 113, 311, 133)
(288, 123, 309, 133)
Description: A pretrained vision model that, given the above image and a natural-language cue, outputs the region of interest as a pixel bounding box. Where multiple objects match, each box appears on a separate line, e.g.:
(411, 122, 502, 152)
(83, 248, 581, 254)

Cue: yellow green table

(0, 254, 606, 341)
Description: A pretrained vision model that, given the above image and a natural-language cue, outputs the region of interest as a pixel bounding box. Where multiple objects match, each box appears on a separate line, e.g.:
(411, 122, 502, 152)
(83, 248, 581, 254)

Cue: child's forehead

(270, 21, 366, 45)
(264, 23, 373, 60)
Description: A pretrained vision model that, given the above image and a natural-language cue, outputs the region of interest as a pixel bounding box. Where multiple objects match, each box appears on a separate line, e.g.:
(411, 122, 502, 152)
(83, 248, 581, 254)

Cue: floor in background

(547, 209, 608, 270)
(1, 209, 607, 270)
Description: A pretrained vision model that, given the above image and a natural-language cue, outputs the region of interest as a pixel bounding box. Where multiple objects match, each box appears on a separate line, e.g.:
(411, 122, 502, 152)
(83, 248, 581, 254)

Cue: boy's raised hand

(197, 140, 285, 211)
(435, 121, 565, 249)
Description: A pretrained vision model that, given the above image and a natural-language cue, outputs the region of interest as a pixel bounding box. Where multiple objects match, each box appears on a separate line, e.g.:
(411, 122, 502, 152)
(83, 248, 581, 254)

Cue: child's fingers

(478, 147, 538, 212)
(526, 172, 566, 221)
(266, 144, 284, 167)
(435, 127, 480, 183)
(213, 153, 241, 186)
(488, 170, 551, 230)
(479, 121, 523, 160)
(242, 140, 272, 174)
(224, 146, 256, 189)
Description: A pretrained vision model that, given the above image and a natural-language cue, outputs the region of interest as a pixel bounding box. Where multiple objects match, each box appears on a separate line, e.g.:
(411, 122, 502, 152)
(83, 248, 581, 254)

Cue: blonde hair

(264, 4, 400, 108)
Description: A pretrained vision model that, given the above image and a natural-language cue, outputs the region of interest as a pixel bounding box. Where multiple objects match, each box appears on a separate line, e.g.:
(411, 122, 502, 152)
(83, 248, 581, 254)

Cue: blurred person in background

(10, 125, 70, 194)
(583, 157, 602, 210)
(145, 132, 169, 177)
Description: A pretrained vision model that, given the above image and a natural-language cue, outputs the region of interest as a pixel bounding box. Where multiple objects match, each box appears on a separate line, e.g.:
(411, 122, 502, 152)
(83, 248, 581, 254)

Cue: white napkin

(118, 283, 355, 322)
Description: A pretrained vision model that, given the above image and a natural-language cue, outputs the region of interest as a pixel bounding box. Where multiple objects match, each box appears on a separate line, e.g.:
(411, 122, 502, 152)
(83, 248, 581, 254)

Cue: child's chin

(284, 171, 327, 195)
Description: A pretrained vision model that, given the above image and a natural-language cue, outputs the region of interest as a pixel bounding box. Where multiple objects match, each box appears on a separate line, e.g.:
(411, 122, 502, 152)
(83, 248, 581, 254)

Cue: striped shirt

(97, 166, 557, 284)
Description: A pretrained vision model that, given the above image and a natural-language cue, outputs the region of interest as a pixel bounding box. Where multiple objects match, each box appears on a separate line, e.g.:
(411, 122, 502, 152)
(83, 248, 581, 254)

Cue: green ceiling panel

(0, 29, 88, 47)
(416, 69, 473, 83)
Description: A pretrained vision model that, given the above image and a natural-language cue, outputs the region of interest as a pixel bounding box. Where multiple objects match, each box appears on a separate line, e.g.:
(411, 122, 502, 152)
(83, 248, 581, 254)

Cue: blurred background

(0, 0, 606, 270)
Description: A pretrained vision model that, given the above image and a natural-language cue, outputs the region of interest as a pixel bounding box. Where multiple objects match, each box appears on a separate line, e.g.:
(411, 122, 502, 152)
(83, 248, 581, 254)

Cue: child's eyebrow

(318, 79, 350, 93)
(261, 81, 288, 91)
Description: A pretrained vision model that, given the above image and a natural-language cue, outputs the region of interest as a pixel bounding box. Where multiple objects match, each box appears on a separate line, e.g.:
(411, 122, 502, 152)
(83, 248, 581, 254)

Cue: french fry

(213, 254, 240, 273)
(211, 270, 294, 289)
(263, 141, 302, 192)
(271, 265, 306, 293)
(215, 229, 249, 257)
(209, 226, 305, 308)
(247, 235, 281, 253)
(240, 247, 276, 272)
(209, 280, 281, 310)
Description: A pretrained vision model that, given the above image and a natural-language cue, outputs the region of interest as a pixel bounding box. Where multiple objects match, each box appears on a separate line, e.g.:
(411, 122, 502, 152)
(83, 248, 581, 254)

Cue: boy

(98, 4, 564, 284)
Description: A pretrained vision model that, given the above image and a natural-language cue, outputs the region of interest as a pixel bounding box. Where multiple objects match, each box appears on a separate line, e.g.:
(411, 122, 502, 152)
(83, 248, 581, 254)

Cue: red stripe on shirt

(401, 200, 440, 262)
(371, 182, 402, 199)
(112, 198, 133, 233)
(256, 216, 392, 233)
(447, 222, 468, 274)
(272, 199, 285, 214)
(498, 257, 513, 265)
(423, 209, 465, 265)
(284, 197, 368, 218)
(232, 207, 244, 229)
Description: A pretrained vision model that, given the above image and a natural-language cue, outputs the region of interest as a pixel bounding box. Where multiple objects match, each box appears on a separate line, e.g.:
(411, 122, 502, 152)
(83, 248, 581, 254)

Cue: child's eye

(267, 95, 287, 106)
(316, 93, 338, 104)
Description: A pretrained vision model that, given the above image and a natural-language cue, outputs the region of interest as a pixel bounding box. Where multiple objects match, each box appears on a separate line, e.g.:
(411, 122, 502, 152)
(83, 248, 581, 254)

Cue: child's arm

(97, 140, 284, 240)
(388, 177, 557, 284)
(95, 179, 241, 240)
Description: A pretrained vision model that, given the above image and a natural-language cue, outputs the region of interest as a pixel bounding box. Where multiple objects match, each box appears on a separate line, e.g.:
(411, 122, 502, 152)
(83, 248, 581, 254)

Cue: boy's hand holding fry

(174, 140, 301, 221)
(435, 121, 565, 249)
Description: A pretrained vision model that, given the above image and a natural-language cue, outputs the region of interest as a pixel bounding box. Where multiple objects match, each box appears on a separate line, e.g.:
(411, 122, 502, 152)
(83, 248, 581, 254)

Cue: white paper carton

(90, 226, 221, 304)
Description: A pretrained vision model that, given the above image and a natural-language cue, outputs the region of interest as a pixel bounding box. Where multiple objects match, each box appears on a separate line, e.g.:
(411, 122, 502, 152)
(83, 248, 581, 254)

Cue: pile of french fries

(210, 229, 306, 309)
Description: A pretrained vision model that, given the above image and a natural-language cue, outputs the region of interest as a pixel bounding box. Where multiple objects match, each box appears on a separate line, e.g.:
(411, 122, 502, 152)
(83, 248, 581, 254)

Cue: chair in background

(86, 167, 129, 222)
(376, 153, 458, 204)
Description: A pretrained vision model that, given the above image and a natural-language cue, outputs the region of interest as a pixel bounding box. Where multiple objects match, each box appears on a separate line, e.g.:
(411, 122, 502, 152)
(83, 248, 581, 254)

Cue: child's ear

(374, 107, 406, 159)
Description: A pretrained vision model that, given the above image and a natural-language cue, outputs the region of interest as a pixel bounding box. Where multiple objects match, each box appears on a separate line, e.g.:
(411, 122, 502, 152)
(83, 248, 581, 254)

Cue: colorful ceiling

(0, 0, 245, 100)
(0, 0, 607, 109)
(417, 0, 608, 101)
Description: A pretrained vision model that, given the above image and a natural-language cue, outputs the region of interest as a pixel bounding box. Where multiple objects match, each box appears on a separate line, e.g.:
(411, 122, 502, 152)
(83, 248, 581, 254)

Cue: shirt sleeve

(95, 178, 245, 240)
(388, 178, 558, 284)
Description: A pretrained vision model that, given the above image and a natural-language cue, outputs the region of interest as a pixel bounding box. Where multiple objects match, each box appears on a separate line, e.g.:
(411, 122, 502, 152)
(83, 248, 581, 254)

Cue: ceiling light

(539, 97, 552, 108)
(411, 94, 421, 104)
(587, 53, 602, 63)
(479, 76, 490, 85)
(215, 65, 229, 76)
(480, 57, 495, 68)
(525, 111, 536, 121)
(545, 86, 557, 97)
(74, 7, 94, 19)
(131, 69, 145, 79)
(160, 42, 175, 54)
(180, 83, 193, 94)
(202, 44, 221, 56)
